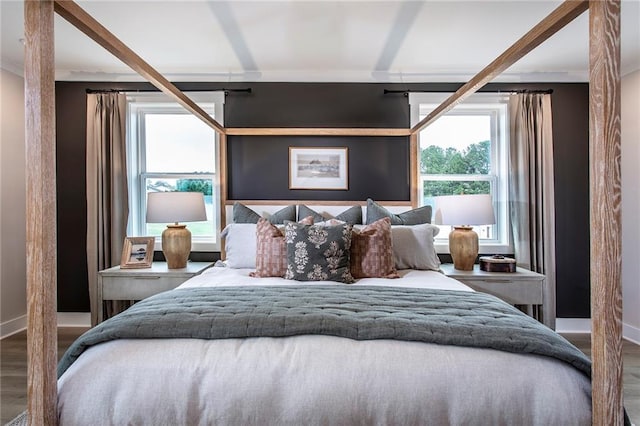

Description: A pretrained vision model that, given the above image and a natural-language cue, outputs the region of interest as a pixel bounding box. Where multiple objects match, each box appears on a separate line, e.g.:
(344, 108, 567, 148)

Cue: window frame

(126, 92, 224, 252)
(409, 92, 512, 254)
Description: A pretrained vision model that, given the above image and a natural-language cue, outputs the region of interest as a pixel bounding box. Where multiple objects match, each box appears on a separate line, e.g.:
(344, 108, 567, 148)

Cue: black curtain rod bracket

(86, 88, 122, 93)
(383, 88, 553, 96)
(224, 88, 252, 96)
(383, 89, 410, 96)
(509, 88, 554, 94)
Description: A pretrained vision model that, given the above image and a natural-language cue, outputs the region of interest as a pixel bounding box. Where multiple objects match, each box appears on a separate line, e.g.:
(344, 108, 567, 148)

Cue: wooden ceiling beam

(410, 0, 588, 135)
(53, 0, 226, 135)
(225, 128, 411, 136)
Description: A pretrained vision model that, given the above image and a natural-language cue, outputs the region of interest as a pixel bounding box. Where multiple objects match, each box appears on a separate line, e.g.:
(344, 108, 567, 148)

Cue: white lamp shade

(146, 192, 207, 224)
(434, 194, 495, 226)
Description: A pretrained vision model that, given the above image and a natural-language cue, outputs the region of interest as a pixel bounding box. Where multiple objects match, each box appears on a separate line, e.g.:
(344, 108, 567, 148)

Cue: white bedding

(57, 267, 591, 425)
(179, 265, 473, 292)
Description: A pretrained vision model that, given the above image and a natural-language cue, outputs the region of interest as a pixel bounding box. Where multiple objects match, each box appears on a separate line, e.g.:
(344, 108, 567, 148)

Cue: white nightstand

(440, 263, 546, 324)
(97, 261, 212, 323)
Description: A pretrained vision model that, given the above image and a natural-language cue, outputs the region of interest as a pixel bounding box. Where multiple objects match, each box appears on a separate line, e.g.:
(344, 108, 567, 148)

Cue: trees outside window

(410, 93, 511, 253)
(421, 140, 491, 196)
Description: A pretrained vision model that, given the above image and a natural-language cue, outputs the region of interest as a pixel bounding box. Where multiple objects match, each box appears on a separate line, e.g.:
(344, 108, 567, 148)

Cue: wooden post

(24, 0, 58, 424)
(410, 133, 419, 208)
(589, 1, 623, 425)
(219, 132, 228, 231)
(218, 132, 229, 260)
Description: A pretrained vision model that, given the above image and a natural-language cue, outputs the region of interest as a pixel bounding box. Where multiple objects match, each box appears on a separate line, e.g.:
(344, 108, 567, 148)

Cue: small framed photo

(120, 237, 155, 269)
(289, 147, 348, 190)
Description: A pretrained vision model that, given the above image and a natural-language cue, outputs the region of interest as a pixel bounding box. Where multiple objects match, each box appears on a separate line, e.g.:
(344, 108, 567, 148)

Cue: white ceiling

(1, 0, 639, 83)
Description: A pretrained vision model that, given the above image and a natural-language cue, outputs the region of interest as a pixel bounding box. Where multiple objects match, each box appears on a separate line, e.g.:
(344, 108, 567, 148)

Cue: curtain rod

(85, 88, 252, 95)
(383, 88, 553, 96)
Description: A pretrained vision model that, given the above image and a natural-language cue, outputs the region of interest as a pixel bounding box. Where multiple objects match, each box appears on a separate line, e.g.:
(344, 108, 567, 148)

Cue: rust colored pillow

(251, 216, 313, 277)
(350, 217, 399, 279)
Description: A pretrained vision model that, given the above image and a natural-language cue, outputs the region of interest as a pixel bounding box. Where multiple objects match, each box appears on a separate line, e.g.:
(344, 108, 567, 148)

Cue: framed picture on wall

(289, 147, 348, 190)
(120, 236, 155, 269)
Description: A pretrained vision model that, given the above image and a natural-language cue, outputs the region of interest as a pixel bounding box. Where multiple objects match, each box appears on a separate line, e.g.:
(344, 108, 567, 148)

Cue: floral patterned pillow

(284, 222, 354, 283)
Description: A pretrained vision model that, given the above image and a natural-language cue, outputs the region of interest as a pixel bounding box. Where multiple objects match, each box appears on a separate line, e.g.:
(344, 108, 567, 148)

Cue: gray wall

(621, 70, 640, 342)
(0, 68, 27, 337)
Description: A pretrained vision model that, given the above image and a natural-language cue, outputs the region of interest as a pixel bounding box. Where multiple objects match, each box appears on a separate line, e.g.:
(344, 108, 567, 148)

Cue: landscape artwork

(289, 147, 348, 190)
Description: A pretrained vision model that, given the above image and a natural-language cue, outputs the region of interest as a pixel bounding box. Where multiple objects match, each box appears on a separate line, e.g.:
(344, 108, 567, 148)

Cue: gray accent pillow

(391, 224, 441, 270)
(366, 198, 432, 225)
(335, 205, 363, 224)
(284, 221, 354, 283)
(233, 202, 296, 224)
(297, 204, 363, 225)
(297, 205, 326, 223)
(233, 202, 261, 223)
(268, 204, 297, 224)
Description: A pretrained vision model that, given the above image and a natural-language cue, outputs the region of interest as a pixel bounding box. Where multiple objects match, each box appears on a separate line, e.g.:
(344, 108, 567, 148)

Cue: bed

(22, 0, 626, 422)
(56, 205, 593, 425)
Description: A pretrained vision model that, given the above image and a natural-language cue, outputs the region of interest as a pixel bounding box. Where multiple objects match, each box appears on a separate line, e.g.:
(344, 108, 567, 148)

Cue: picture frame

(120, 236, 155, 269)
(289, 147, 348, 190)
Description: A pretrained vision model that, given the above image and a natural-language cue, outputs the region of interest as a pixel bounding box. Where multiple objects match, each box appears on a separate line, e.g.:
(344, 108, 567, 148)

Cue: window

(127, 92, 224, 251)
(409, 93, 511, 254)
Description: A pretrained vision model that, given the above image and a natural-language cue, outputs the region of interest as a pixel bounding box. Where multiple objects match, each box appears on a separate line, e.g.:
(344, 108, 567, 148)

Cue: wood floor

(1, 329, 638, 424)
(1, 327, 88, 424)
(563, 333, 640, 424)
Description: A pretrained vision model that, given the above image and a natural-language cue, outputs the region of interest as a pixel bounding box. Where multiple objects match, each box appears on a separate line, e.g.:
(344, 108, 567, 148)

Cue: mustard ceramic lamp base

(449, 226, 478, 271)
(162, 224, 191, 269)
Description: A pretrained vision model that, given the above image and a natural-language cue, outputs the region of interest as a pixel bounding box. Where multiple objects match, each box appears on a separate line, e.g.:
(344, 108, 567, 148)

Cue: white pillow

(220, 223, 257, 268)
(391, 224, 441, 270)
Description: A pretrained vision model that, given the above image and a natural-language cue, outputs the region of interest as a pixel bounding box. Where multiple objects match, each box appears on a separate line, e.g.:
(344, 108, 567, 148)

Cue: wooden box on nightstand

(97, 261, 212, 324)
(440, 263, 547, 325)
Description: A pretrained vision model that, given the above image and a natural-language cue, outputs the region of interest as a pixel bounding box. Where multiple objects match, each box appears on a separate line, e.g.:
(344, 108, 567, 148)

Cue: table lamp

(434, 194, 495, 271)
(146, 191, 207, 269)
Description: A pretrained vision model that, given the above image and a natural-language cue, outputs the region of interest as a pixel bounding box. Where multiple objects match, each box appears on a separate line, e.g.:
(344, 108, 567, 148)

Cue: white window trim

(409, 92, 512, 255)
(126, 91, 224, 252)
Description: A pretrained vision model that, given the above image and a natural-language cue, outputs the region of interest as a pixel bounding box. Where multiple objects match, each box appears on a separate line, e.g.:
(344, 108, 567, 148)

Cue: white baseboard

(0, 314, 27, 339)
(556, 318, 640, 344)
(623, 322, 640, 345)
(556, 318, 592, 334)
(1, 313, 91, 339)
(57, 312, 91, 327)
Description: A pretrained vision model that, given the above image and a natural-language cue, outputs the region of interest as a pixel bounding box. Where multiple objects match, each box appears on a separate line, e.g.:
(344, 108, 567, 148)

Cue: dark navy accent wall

(227, 135, 410, 201)
(54, 81, 590, 318)
(224, 83, 409, 128)
(223, 83, 412, 201)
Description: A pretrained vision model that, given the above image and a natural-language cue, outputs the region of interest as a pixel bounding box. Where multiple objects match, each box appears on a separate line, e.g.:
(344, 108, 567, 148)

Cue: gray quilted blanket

(58, 285, 591, 378)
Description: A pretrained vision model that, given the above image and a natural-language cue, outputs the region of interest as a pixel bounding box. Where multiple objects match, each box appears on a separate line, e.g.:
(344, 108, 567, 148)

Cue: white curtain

(508, 93, 556, 329)
(86, 93, 129, 326)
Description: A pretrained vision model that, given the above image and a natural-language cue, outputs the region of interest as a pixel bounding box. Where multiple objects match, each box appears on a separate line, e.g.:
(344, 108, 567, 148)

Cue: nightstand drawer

(102, 275, 186, 300)
(458, 279, 543, 305)
(439, 263, 547, 324)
